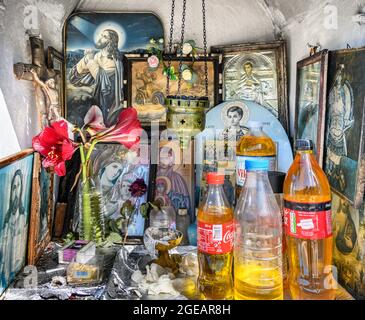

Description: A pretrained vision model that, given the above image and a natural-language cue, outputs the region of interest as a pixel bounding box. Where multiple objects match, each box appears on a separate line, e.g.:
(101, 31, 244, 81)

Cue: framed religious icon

(154, 133, 195, 223)
(64, 12, 164, 128)
(0, 149, 34, 295)
(332, 192, 365, 299)
(89, 140, 154, 243)
(125, 55, 220, 125)
(28, 153, 55, 265)
(295, 50, 329, 167)
(47, 47, 65, 118)
(211, 41, 289, 132)
(323, 47, 365, 208)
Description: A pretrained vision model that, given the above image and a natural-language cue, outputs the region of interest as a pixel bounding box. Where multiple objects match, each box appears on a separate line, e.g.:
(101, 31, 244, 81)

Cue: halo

(156, 176, 172, 195)
(94, 22, 126, 50)
(221, 101, 250, 128)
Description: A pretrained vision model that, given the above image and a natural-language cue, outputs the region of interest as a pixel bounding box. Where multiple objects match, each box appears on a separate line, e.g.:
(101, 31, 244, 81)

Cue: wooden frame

(47, 47, 65, 118)
(63, 11, 165, 128)
(211, 40, 289, 132)
(0, 149, 34, 296)
(28, 153, 54, 265)
(295, 50, 329, 167)
(124, 54, 221, 125)
(323, 47, 365, 208)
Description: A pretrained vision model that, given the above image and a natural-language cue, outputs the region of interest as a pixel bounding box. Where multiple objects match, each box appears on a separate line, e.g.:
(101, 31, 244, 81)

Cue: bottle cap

(295, 139, 313, 151)
(206, 172, 225, 185)
(245, 159, 269, 171)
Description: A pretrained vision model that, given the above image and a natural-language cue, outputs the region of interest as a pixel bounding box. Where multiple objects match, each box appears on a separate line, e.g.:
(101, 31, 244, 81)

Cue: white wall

(0, 0, 78, 155)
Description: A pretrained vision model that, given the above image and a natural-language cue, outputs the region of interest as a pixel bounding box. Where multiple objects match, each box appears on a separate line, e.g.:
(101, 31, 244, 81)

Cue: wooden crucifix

(13, 36, 62, 130)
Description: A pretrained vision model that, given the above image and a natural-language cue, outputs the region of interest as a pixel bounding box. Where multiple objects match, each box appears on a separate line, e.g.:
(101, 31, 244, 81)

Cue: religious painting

(89, 142, 152, 240)
(125, 56, 220, 124)
(324, 48, 365, 208)
(64, 12, 164, 128)
(28, 153, 54, 265)
(155, 136, 195, 223)
(332, 193, 365, 299)
(195, 100, 293, 206)
(0, 150, 34, 296)
(211, 41, 289, 132)
(47, 47, 65, 118)
(295, 50, 328, 167)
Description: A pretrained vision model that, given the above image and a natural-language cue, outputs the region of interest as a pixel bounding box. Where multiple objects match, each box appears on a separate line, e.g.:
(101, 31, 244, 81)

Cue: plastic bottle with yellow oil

(236, 121, 276, 200)
(234, 159, 283, 300)
(283, 139, 335, 300)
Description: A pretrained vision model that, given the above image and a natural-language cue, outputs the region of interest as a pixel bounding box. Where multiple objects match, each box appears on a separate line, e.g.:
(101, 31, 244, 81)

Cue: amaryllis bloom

(129, 178, 148, 197)
(148, 55, 160, 68)
(32, 120, 76, 176)
(182, 42, 193, 55)
(96, 107, 142, 149)
(84, 105, 106, 135)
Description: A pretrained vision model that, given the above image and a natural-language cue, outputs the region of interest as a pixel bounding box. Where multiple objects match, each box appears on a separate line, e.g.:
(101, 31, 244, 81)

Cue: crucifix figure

(13, 36, 61, 129)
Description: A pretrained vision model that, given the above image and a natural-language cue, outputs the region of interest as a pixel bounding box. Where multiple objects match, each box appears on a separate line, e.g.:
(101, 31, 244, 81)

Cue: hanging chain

(177, 0, 187, 96)
(202, 0, 208, 97)
(166, 0, 175, 96)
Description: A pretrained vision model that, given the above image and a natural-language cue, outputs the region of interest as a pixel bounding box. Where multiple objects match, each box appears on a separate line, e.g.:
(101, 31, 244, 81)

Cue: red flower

(129, 178, 148, 197)
(84, 105, 107, 135)
(96, 108, 142, 149)
(32, 120, 76, 176)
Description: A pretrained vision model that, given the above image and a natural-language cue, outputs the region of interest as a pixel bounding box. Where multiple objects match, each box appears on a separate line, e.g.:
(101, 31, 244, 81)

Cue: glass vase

(76, 176, 106, 244)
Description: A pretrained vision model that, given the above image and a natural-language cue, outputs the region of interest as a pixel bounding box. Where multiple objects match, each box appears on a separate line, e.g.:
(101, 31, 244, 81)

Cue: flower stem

(80, 145, 92, 241)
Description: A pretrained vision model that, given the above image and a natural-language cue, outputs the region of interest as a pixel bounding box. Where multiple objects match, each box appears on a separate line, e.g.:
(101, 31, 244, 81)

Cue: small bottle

(284, 139, 335, 300)
(197, 172, 234, 300)
(236, 121, 276, 199)
(149, 206, 176, 230)
(176, 208, 190, 245)
(234, 159, 283, 300)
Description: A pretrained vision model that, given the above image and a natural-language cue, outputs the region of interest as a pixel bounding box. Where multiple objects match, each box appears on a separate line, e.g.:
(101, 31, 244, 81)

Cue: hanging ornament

(165, 0, 210, 149)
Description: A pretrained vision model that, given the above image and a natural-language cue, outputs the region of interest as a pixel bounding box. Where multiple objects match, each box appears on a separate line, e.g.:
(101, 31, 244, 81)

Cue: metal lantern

(166, 95, 209, 149)
(165, 0, 209, 149)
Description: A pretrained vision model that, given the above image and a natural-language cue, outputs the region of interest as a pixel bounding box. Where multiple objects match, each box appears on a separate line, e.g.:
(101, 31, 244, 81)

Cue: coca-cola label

(236, 155, 276, 187)
(197, 221, 234, 254)
(283, 200, 332, 240)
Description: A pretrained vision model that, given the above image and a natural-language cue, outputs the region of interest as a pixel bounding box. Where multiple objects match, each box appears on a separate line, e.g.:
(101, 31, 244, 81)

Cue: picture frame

(323, 47, 365, 208)
(154, 133, 195, 223)
(125, 55, 220, 125)
(27, 153, 55, 265)
(63, 12, 165, 128)
(0, 149, 34, 295)
(47, 47, 65, 118)
(295, 50, 329, 167)
(332, 192, 365, 300)
(211, 40, 289, 132)
(89, 139, 155, 244)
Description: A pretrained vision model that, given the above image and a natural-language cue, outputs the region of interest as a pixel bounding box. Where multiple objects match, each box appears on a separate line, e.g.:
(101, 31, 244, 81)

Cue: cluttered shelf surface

(1, 242, 353, 300)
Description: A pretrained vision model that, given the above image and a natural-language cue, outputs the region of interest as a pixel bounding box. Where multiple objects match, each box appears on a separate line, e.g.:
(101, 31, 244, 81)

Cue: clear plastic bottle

(149, 206, 176, 230)
(197, 172, 234, 300)
(234, 159, 283, 300)
(236, 121, 277, 200)
(283, 139, 335, 300)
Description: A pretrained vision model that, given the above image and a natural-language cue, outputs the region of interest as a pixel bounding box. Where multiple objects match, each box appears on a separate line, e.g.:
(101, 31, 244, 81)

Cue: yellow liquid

(237, 135, 276, 157)
(284, 151, 335, 300)
(236, 133, 276, 199)
(197, 206, 234, 300)
(234, 263, 283, 300)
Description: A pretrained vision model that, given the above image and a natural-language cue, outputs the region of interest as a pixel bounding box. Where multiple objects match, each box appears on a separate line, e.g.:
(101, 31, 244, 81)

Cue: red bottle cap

(206, 172, 224, 185)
